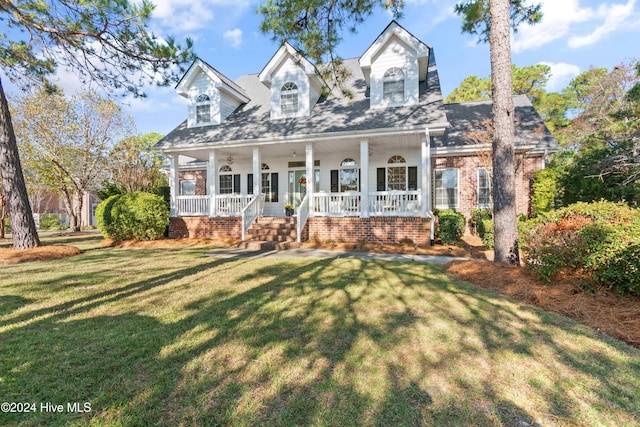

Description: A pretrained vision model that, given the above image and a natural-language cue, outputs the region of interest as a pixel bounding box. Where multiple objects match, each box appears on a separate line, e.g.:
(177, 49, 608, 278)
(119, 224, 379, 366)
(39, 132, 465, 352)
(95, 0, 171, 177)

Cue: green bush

(39, 213, 63, 230)
(530, 168, 557, 218)
(471, 208, 492, 236)
(480, 219, 494, 249)
(435, 209, 465, 245)
(110, 192, 169, 241)
(96, 195, 122, 238)
(520, 201, 640, 294)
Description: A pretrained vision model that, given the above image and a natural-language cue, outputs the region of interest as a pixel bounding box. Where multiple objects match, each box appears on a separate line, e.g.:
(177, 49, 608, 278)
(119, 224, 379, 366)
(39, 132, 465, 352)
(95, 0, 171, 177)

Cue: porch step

(238, 216, 299, 250)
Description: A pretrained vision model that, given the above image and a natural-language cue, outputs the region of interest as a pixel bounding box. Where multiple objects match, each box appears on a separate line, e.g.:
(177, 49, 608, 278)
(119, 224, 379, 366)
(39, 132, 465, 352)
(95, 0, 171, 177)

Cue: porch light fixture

(226, 155, 234, 165)
(292, 150, 297, 158)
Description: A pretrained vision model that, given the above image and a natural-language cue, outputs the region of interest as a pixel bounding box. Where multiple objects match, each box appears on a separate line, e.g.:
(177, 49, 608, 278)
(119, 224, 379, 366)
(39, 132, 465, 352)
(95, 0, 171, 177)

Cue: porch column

(169, 154, 179, 217)
(208, 151, 218, 217)
(360, 140, 369, 218)
(305, 143, 314, 213)
(252, 147, 261, 195)
(421, 129, 432, 218)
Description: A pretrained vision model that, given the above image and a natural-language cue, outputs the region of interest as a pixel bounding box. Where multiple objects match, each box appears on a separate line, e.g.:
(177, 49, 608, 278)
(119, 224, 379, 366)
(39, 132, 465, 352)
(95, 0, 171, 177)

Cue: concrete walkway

(206, 247, 470, 264)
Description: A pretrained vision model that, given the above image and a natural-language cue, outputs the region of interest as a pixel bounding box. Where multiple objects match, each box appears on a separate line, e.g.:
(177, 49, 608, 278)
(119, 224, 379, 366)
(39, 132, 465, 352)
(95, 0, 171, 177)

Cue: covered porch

(165, 129, 435, 242)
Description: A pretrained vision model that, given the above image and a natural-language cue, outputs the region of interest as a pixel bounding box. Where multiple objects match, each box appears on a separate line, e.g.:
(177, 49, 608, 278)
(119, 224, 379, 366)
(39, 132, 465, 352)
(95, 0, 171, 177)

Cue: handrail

(296, 194, 310, 243)
(240, 194, 264, 240)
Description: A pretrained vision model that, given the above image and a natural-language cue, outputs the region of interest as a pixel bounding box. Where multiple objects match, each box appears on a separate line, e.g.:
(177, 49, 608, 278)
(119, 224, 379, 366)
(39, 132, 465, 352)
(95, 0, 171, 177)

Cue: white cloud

(539, 62, 581, 92)
(223, 28, 243, 48)
(151, 0, 251, 33)
(512, 0, 639, 53)
(568, 0, 637, 48)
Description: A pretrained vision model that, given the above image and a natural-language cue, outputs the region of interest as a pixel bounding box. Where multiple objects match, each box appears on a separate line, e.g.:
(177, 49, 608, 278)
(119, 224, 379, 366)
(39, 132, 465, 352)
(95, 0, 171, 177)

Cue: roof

(156, 50, 448, 150)
(175, 58, 250, 103)
(433, 95, 558, 154)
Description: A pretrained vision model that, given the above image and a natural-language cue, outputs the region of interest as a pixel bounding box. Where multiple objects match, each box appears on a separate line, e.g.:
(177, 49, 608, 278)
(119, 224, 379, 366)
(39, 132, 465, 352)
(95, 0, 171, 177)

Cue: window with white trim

(339, 158, 359, 192)
(261, 163, 278, 203)
(383, 67, 405, 104)
(387, 155, 407, 191)
(219, 165, 233, 194)
(280, 82, 298, 115)
(180, 180, 196, 195)
(195, 94, 211, 124)
(478, 168, 491, 208)
(434, 168, 459, 209)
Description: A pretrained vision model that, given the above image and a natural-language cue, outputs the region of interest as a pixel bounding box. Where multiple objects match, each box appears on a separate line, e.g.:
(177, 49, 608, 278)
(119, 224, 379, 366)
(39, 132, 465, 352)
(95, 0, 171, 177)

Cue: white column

(360, 140, 369, 218)
(305, 143, 314, 213)
(421, 129, 432, 218)
(208, 151, 217, 217)
(252, 147, 261, 196)
(169, 154, 179, 217)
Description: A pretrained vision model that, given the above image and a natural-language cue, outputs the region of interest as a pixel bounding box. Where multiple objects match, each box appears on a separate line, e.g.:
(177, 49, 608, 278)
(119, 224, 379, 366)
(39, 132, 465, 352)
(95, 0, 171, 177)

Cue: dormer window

(280, 82, 299, 115)
(195, 94, 211, 124)
(383, 68, 404, 104)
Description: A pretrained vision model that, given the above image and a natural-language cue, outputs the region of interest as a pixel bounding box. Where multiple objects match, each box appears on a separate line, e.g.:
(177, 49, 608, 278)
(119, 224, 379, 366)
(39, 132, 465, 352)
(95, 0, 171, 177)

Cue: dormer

(176, 59, 250, 128)
(359, 21, 430, 109)
(258, 43, 325, 119)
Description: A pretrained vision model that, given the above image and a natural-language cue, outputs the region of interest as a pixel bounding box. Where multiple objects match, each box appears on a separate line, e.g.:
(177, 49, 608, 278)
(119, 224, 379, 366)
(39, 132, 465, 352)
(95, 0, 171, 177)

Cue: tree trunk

(490, 0, 519, 265)
(0, 195, 6, 239)
(0, 79, 41, 249)
(70, 191, 83, 232)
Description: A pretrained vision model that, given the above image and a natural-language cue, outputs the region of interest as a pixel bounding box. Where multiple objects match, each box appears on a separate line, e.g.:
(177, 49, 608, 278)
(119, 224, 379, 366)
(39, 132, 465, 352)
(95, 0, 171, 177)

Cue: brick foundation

(307, 216, 432, 245)
(169, 216, 242, 239)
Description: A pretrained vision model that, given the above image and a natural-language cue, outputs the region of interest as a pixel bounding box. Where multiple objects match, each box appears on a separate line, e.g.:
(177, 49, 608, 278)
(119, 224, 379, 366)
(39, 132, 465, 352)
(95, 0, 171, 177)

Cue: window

(376, 156, 417, 192)
(280, 82, 298, 114)
(219, 165, 234, 194)
(387, 155, 407, 191)
(478, 168, 491, 208)
(260, 163, 279, 202)
(435, 168, 459, 209)
(180, 180, 196, 195)
(338, 158, 359, 192)
(383, 67, 404, 104)
(195, 94, 211, 124)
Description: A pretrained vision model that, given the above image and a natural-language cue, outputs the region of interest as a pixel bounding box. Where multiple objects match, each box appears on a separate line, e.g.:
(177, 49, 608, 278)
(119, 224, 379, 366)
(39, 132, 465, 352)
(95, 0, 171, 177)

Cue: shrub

(110, 192, 169, 241)
(530, 168, 557, 217)
(480, 219, 494, 249)
(520, 201, 640, 294)
(435, 209, 465, 245)
(96, 195, 122, 238)
(39, 213, 63, 230)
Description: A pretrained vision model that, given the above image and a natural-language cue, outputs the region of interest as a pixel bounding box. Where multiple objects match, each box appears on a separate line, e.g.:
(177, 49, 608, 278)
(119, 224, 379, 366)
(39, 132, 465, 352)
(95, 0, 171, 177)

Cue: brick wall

(169, 216, 241, 238)
(307, 216, 432, 245)
(433, 154, 541, 226)
(178, 170, 207, 195)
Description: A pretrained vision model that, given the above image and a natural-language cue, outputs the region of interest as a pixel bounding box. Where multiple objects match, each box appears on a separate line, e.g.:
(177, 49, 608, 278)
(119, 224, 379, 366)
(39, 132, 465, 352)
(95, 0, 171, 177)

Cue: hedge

(96, 192, 168, 241)
(434, 209, 465, 245)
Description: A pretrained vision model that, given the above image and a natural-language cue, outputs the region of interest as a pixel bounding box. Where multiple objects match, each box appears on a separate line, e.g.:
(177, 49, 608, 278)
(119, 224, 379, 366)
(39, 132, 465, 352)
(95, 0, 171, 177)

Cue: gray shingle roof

(433, 95, 558, 153)
(155, 50, 448, 149)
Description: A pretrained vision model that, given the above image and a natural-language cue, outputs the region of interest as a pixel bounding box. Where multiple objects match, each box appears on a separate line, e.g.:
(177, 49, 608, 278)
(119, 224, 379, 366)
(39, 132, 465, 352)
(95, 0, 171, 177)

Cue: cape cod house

(154, 21, 557, 246)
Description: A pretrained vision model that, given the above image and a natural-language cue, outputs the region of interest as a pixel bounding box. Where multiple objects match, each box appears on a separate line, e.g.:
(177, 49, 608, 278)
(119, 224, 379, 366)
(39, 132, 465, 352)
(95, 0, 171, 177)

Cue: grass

(0, 235, 639, 426)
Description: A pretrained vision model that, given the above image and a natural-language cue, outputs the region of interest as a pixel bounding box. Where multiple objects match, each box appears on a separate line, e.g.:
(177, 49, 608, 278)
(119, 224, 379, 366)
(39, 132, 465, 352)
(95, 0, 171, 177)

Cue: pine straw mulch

(1, 234, 638, 349)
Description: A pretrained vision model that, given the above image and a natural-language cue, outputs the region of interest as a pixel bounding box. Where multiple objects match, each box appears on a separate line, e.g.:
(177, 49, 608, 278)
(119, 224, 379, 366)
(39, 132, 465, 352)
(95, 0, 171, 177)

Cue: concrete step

(236, 240, 278, 251)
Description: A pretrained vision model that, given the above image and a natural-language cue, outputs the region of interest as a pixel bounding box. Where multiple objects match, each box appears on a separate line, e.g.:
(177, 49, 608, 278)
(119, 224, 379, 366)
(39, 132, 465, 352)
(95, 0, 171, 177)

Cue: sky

(5, 0, 640, 136)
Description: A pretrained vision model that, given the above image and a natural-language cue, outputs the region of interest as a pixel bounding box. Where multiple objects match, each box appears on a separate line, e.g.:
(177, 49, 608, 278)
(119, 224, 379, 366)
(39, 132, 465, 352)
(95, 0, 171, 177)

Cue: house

(154, 21, 558, 246)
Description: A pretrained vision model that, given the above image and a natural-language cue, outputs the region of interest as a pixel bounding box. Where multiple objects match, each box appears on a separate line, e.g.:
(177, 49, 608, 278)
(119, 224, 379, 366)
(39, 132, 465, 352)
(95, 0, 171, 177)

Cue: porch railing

(241, 195, 264, 240)
(215, 195, 253, 216)
(176, 195, 210, 216)
(297, 194, 310, 243)
(313, 192, 361, 216)
(369, 191, 421, 216)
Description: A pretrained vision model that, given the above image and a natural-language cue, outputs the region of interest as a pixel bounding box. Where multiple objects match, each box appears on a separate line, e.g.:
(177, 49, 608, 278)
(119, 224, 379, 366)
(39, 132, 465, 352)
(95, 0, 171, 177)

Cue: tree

(0, 185, 6, 239)
(455, 0, 542, 264)
(446, 64, 550, 105)
(103, 132, 167, 195)
(0, 0, 194, 249)
(13, 89, 133, 231)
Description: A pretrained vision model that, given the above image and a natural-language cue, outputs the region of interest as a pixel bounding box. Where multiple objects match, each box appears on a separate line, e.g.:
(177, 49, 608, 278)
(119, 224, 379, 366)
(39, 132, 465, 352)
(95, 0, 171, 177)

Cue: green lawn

(1, 235, 639, 426)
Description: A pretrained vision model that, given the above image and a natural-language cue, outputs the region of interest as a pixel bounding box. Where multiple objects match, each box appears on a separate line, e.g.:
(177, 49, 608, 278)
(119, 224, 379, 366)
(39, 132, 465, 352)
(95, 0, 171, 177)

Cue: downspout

(423, 128, 435, 246)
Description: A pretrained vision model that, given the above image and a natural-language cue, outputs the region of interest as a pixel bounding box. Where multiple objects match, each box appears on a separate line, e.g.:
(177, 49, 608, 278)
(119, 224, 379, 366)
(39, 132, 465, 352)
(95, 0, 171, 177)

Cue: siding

(270, 57, 310, 119)
(370, 37, 419, 109)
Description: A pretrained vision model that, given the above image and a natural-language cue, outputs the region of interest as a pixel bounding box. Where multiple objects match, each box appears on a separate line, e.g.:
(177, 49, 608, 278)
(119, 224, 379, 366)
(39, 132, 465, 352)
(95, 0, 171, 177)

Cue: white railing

(297, 194, 310, 243)
(313, 192, 361, 216)
(369, 191, 421, 216)
(215, 195, 253, 216)
(176, 195, 210, 216)
(241, 195, 264, 240)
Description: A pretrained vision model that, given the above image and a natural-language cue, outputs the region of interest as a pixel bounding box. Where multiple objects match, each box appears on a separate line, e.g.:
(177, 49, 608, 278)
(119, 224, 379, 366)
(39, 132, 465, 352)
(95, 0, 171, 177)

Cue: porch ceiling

(176, 133, 423, 163)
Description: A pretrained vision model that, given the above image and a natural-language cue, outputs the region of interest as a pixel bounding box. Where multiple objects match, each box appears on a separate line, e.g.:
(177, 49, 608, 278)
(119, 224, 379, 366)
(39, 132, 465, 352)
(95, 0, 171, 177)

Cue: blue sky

(8, 0, 640, 136)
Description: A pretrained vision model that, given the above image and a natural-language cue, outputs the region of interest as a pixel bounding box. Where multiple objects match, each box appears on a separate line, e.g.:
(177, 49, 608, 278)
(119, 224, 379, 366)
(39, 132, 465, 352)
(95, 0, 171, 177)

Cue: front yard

(1, 235, 639, 426)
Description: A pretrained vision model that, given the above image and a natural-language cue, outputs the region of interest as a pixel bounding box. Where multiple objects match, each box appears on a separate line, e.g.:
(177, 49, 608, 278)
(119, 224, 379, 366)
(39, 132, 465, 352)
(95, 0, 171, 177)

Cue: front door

(288, 169, 320, 210)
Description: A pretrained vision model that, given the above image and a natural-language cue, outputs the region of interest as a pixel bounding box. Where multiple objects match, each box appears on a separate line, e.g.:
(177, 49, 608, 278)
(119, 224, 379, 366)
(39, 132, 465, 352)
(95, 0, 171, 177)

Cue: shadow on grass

(0, 255, 638, 426)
